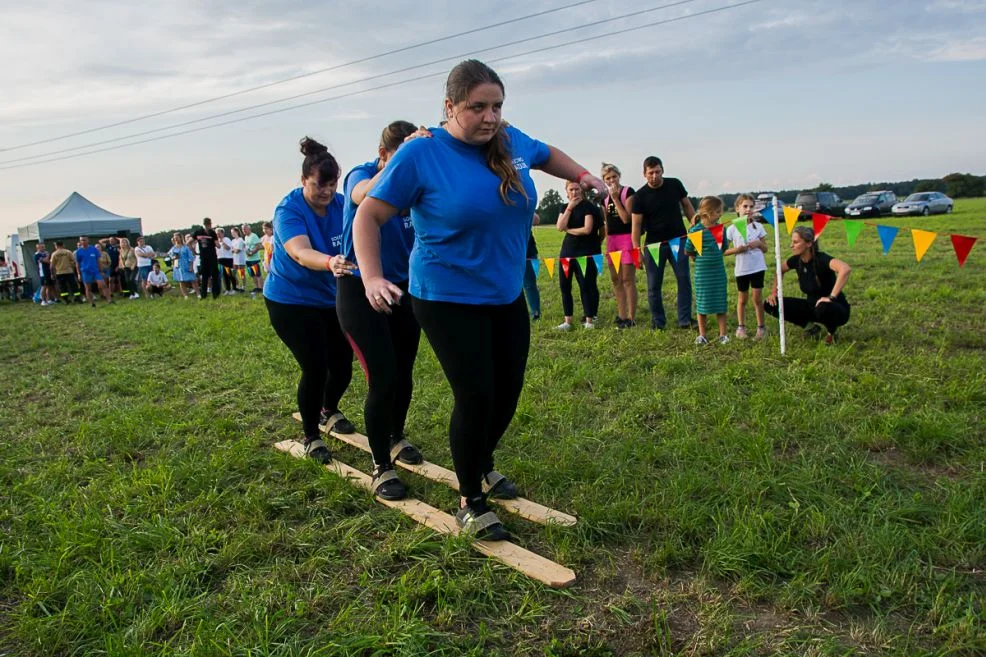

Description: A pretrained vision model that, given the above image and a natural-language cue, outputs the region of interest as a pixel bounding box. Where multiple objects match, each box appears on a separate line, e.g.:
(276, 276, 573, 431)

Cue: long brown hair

(692, 196, 724, 226)
(445, 59, 526, 205)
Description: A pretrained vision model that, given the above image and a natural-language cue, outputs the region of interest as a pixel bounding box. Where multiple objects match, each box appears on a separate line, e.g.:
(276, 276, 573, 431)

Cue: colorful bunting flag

(687, 230, 703, 256)
(646, 243, 661, 266)
(609, 250, 621, 273)
(545, 258, 555, 279)
(950, 234, 977, 267)
(561, 257, 571, 278)
(709, 223, 725, 249)
(592, 254, 603, 273)
(844, 220, 864, 247)
(759, 206, 775, 226)
(782, 206, 800, 235)
(911, 229, 937, 263)
(812, 213, 830, 238)
(631, 248, 642, 269)
(575, 256, 588, 275)
(669, 238, 681, 261)
(876, 225, 900, 255)
(530, 258, 539, 279)
(732, 217, 748, 243)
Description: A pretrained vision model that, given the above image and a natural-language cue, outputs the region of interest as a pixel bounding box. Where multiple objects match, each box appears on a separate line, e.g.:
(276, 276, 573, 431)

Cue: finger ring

(374, 295, 383, 301)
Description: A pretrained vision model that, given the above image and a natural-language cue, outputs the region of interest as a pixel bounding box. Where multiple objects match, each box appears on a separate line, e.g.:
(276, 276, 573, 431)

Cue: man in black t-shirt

(192, 217, 221, 299)
(631, 156, 696, 329)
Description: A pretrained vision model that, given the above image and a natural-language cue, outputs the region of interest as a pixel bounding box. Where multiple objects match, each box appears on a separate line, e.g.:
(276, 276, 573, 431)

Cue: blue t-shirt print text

(369, 125, 550, 305)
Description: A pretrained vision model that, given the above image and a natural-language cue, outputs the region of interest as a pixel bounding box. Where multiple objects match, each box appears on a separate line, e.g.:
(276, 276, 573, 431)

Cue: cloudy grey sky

(2, 0, 985, 238)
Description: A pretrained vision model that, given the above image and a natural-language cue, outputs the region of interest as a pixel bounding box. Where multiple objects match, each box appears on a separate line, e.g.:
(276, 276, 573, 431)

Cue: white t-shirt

(148, 270, 168, 286)
(231, 237, 246, 266)
(217, 237, 233, 259)
(135, 245, 155, 267)
(726, 219, 768, 276)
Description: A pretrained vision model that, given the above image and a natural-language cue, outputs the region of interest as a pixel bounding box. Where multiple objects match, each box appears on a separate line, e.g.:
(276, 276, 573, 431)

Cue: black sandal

(371, 466, 408, 501)
(482, 471, 519, 500)
(390, 437, 423, 465)
(302, 437, 332, 464)
(455, 497, 510, 541)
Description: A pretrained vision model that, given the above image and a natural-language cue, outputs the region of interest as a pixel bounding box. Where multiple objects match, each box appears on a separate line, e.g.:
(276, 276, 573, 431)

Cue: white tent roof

(17, 192, 142, 241)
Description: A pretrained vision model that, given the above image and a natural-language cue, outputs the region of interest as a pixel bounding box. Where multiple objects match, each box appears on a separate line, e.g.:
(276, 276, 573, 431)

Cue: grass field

(1, 198, 984, 656)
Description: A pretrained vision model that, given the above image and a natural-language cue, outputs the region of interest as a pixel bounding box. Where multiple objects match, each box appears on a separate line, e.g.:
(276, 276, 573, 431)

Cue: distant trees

(943, 173, 985, 198)
(813, 182, 835, 192)
(537, 188, 564, 225)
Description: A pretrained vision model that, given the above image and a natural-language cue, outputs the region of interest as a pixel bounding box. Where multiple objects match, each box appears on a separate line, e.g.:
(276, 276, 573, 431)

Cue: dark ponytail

(299, 137, 340, 184)
(793, 226, 822, 286)
(379, 121, 417, 153)
(445, 60, 527, 205)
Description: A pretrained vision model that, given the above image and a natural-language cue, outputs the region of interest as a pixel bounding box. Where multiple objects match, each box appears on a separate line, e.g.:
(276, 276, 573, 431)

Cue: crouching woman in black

(766, 226, 851, 344)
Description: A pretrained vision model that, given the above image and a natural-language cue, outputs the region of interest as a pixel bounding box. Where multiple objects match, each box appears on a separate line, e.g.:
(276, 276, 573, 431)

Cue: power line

(0, 0, 763, 172)
(0, 0, 604, 153)
(0, 0, 706, 166)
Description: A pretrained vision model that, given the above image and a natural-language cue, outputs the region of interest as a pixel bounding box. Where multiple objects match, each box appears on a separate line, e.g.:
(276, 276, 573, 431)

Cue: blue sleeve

(370, 142, 423, 210)
(506, 125, 550, 169)
(344, 166, 373, 205)
(274, 199, 308, 243)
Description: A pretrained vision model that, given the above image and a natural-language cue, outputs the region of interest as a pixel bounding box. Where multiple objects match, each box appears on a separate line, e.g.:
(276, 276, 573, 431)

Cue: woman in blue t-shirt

(336, 120, 425, 501)
(264, 137, 359, 463)
(352, 59, 606, 541)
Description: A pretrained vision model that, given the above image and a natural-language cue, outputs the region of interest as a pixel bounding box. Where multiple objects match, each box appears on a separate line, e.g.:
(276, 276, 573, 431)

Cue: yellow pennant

(782, 207, 800, 235)
(687, 230, 703, 256)
(911, 229, 937, 263)
(609, 250, 622, 273)
(544, 257, 556, 279)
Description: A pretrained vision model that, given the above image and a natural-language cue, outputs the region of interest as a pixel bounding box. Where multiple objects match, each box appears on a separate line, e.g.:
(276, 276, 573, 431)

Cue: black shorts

(736, 270, 765, 292)
(41, 275, 54, 286)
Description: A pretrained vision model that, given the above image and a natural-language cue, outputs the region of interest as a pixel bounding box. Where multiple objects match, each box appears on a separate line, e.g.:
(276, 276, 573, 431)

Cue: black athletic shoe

(320, 409, 357, 434)
(482, 471, 520, 499)
(302, 436, 332, 464)
(805, 324, 822, 339)
(456, 497, 510, 541)
(371, 465, 408, 500)
(390, 436, 423, 465)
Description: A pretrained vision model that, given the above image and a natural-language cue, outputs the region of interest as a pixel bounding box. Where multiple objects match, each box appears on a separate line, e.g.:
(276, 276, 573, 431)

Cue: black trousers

(199, 259, 220, 299)
(559, 255, 599, 319)
(412, 294, 529, 499)
(266, 298, 354, 439)
(219, 257, 237, 292)
(765, 296, 850, 334)
(56, 273, 80, 301)
(336, 276, 420, 467)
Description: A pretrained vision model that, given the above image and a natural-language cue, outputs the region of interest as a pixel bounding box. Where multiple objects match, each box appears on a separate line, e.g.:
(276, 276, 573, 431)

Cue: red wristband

(577, 170, 591, 183)
(325, 255, 333, 271)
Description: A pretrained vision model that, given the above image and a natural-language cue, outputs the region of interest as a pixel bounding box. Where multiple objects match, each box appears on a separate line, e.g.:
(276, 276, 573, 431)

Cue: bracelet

(325, 255, 333, 271)
(576, 170, 591, 183)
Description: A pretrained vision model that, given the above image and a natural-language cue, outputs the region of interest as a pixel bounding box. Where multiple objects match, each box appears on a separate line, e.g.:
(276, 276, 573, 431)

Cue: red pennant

(630, 248, 642, 268)
(709, 224, 724, 249)
(812, 213, 830, 238)
(561, 257, 571, 278)
(950, 234, 977, 268)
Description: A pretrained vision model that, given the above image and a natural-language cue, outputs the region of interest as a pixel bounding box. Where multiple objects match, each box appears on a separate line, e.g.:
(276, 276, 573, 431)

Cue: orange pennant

(544, 258, 555, 279)
(687, 230, 703, 256)
(911, 229, 937, 263)
(609, 250, 621, 273)
(782, 207, 800, 235)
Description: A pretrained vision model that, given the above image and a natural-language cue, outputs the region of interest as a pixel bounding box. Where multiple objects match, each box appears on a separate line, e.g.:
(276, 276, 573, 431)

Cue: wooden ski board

(291, 413, 576, 527)
(273, 439, 576, 588)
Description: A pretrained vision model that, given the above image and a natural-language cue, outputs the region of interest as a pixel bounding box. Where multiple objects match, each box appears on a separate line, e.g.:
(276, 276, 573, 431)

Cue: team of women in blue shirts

(263, 59, 607, 541)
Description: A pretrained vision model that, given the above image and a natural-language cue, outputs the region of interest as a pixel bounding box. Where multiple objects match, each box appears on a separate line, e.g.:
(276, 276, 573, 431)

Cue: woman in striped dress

(685, 196, 729, 344)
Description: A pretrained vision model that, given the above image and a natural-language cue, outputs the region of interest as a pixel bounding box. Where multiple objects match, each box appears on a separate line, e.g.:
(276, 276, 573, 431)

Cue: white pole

(772, 196, 786, 355)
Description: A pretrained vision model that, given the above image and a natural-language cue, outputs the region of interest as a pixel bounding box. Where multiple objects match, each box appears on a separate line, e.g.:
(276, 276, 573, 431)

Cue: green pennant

(647, 243, 661, 264)
(732, 217, 748, 243)
(844, 220, 864, 247)
(575, 256, 588, 275)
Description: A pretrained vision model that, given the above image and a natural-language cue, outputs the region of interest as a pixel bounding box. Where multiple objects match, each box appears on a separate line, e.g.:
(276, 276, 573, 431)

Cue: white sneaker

(555, 322, 572, 331)
(718, 335, 730, 344)
(133, 293, 140, 299)
(695, 335, 709, 345)
(583, 321, 595, 329)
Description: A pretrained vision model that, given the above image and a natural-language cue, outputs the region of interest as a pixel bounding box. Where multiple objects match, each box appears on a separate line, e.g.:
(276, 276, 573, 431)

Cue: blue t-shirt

(369, 125, 550, 304)
(263, 188, 344, 307)
(342, 160, 414, 284)
(74, 246, 101, 275)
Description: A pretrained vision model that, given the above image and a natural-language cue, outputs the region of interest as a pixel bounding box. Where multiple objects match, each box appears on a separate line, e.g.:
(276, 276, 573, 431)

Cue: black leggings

(336, 276, 420, 467)
(412, 294, 529, 499)
(765, 296, 850, 335)
(199, 259, 220, 299)
(266, 297, 354, 438)
(559, 256, 599, 319)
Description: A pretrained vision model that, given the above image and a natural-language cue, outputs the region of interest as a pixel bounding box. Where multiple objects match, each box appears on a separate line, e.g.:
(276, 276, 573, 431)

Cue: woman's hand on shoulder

(403, 126, 433, 144)
(363, 276, 403, 314)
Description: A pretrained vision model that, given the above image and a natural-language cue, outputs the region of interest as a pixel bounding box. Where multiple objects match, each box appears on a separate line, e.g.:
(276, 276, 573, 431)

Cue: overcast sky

(2, 0, 985, 238)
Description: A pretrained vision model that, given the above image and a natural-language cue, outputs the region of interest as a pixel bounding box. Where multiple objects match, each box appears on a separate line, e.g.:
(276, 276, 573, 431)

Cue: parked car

(891, 192, 954, 216)
(795, 191, 845, 219)
(845, 191, 898, 217)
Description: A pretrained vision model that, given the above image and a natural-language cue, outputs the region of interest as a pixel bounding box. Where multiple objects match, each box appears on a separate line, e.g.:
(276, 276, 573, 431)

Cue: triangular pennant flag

(911, 229, 937, 263)
(609, 250, 621, 273)
(782, 206, 800, 235)
(592, 254, 603, 273)
(631, 247, 642, 269)
(732, 217, 748, 243)
(669, 238, 681, 261)
(812, 213, 830, 238)
(950, 234, 977, 267)
(561, 257, 571, 278)
(844, 220, 864, 247)
(575, 256, 588, 275)
(709, 223, 725, 249)
(759, 206, 775, 226)
(876, 225, 900, 255)
(530, 258, 540, 279)
(647, 243, 661, 265)
(687, 230, 703, 256)
(545, 258, 555, 279)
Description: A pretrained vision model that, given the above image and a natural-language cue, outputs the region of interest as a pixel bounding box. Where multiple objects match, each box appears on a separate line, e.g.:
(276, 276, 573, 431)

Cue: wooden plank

(291, 413, 576, 527)
(274, 440, 576, 588)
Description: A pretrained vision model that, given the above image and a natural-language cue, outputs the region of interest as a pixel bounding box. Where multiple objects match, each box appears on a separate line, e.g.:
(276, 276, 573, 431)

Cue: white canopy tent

(16, 192, 142, 289)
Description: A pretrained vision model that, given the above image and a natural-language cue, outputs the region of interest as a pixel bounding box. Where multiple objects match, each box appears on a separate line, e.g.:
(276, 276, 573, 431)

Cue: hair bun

(299, 136, 328, 157)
